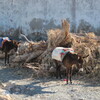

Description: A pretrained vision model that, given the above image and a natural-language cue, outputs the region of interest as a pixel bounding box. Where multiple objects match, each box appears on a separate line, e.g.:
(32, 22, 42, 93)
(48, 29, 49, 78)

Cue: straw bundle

(4, 20, 99, 79)
(38, 20, 74, 71)
(47, 20, 74, 48)
(71, 32, 100, 75)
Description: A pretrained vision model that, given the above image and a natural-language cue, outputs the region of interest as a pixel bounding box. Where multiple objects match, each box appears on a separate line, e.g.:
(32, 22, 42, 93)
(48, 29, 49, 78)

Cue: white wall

(0, 0, 100, 34)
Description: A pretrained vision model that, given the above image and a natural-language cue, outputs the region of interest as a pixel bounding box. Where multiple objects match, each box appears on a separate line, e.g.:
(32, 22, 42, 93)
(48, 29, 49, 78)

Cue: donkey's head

(66, 52, 88, 68)
(11, 40, 20, 52)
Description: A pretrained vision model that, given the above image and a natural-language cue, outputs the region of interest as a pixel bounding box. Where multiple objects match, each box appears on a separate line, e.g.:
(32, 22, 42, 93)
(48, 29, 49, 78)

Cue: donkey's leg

(69, 67, 72, 84)
(54, 60, 59, 79)
(56, 64, 59, 79)
(7, 54, 10, 66)
(66, 67, 69, 84)
(5, 52, 7, 65)
(58, 65, 62, 79)
(7, 54, 9, 64)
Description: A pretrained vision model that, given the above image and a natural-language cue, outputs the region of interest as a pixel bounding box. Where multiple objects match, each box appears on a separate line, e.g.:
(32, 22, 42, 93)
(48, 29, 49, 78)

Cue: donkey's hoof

(70, 82, 72, 84)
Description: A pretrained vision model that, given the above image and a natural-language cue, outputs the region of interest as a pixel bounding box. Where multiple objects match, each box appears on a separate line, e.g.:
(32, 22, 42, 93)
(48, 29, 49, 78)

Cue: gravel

(0, 63, 100, 100)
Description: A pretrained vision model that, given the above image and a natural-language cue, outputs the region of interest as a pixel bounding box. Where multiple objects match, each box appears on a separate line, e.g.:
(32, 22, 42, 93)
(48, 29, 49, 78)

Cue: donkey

(0, 38, 20, 65)
(52, 47, 88, 84)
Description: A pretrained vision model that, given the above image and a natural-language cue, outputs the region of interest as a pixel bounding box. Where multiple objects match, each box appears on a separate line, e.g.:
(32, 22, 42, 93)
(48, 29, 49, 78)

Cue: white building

(0, 0, 100, 36)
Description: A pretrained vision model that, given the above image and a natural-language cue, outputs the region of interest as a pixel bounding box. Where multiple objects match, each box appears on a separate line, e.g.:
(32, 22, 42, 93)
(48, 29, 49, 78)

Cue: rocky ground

(0, 61, 100, 100)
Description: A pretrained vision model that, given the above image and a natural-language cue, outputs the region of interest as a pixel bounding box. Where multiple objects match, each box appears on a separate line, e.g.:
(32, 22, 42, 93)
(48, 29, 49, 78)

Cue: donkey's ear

(18, 41, 21, 44)
(82, 55, 89, 58)
(17, 41, 21, 45)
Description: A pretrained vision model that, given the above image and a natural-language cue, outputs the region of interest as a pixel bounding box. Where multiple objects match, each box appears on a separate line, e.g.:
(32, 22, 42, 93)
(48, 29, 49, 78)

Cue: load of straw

(0, 19, 99, 79)
(37, 20, 75, 74)
(37, 21, 100, 77)
(72, 32, 100, 76)
(47, 20, 73, 48)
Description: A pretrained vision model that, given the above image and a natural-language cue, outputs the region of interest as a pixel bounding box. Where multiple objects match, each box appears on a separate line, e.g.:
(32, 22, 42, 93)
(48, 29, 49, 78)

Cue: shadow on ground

(0, 67, 34, 83)
(9, 81, 55, 96)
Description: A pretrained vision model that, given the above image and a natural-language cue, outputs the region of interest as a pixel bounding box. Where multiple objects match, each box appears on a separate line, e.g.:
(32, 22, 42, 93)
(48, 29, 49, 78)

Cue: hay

(47, 20, 74, 48)
(8, 20, 100, 79)
(85, 32, 96, 39)
(41, 27, 100, 78)
(37, 20, 74, 71)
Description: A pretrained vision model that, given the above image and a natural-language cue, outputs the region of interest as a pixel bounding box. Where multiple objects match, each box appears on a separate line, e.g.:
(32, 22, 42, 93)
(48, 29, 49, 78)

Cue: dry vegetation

(0, 20, 100, 80)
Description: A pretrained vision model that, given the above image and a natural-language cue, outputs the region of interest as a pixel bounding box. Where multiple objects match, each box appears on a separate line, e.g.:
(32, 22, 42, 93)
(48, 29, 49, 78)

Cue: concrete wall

(0, 0, 100, 36)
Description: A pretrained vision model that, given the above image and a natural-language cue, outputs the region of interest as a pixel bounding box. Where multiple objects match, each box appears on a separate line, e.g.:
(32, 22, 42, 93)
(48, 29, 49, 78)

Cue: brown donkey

(53, 51, 87, 84)
(1, 40, 20, 65)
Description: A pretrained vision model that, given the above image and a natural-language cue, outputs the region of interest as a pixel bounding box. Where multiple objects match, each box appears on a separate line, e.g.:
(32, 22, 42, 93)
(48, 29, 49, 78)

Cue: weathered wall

(0, 0, 100, 36)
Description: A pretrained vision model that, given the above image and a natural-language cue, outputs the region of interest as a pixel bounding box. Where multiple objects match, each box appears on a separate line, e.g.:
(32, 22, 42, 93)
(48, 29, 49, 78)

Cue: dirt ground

(0, 61, 100, 100)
